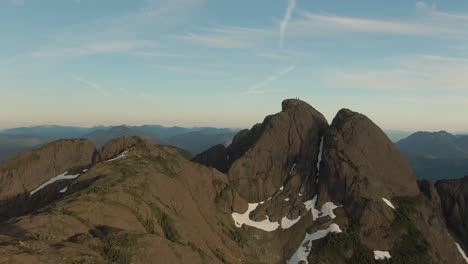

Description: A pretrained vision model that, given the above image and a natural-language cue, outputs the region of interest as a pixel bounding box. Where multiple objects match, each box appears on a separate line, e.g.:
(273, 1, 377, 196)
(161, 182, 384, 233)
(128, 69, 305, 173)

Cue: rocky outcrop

(314, 109, 465, 263)
(318, 109, 420, 205)
(227, 99, 328, 202)
(436, 176, 468, 249)
(191, 144, 229, 173)
(99, 136, 144, 161)
(0, 139, 97, 219)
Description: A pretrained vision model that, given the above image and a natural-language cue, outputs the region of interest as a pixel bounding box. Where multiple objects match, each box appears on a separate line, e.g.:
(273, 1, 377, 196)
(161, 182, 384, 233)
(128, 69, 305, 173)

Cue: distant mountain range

(1, 125, 467, 181)
(395, 131, 468, 180)
(0, 125, 238, 161)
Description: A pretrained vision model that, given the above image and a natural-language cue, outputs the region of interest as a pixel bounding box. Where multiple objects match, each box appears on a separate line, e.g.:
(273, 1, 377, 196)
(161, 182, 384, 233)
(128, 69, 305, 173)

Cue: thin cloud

(279, 0, 297, 48)
(180, 2, 468, 50)
(129, 51, 198, 59)
(179, 26, 274, 49)
(72, 75, 109, 96)
(33, 40, 159, 58)
(242, 65, 295, 95)
(155, 65, 223, 75)
(11, 0, 25, 6)
(326, 55, 468, 92)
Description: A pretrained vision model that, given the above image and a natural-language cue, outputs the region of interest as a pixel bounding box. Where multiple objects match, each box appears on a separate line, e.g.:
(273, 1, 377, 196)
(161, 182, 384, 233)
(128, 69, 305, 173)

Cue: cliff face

(0, 139, 97, 220)
(436, 176, 468, 249)
(318, 108, 420, 204)
(196, 99, 329, 202)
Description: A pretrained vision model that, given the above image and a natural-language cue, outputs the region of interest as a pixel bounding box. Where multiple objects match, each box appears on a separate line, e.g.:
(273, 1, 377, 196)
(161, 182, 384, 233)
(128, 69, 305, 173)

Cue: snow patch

(289, 163, 297, 176)
(304, 195, 321, 221)
(320, 202, 339, 219)
(304, 196, 340, 221)
(382, 198, 396, 209)
(284, 198, 290, 202)
(298, 193, 302, 197)
(106, 150, 128, 162)
(82, 169, 88, 172)
(281, 216, 301, 229)
(287, 223, 342, 264)
(30, 171, 81, 196)
(317, 136, 324, 172)
(456, 242, 468, 263)
(374, 251, 391, 260)
(231, 203, 280, 232)
(232, 195, 341, 232)
(59, 187, 68, 193)
(280, 185, 284, 191)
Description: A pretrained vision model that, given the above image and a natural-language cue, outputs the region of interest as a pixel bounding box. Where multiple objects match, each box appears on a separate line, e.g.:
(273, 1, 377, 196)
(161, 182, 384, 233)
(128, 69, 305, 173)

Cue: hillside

(396, 131, 468, 179)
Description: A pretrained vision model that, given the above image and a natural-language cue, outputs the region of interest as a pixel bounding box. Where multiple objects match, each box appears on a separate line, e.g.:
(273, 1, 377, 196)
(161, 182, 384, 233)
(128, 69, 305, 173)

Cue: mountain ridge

(0, 99, 467, 263)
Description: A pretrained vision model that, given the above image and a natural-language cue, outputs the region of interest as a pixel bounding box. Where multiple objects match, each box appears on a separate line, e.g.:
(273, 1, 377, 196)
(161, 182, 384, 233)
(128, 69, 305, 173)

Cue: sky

(1, 0, 468, 132)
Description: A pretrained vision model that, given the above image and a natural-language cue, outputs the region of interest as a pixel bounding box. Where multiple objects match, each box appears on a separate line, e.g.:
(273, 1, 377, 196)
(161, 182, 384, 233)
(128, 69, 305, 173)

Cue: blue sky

(1, 0, 468, 132)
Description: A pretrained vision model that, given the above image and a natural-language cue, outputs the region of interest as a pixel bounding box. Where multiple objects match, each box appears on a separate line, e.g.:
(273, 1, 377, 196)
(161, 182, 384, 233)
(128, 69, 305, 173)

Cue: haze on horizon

(1, 0, 468, 132)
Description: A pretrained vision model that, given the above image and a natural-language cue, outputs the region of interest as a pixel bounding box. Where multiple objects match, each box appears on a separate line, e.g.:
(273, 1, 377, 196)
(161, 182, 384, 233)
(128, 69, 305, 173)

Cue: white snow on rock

(82, 169, 88, 172)
(106, 150, 128, 162)
(281, 216, 302, 229)
(298, 193, 302, 197)
(455, 242, 468, 263)
(232, 194, 341, 232)
(317, 136, 324, 171)
(304, 196, 340, 221)
(289, 163, 297, 176)
(374, 250, 391, 260)
(232, 203, 280, 232)
(30, 171, 81, 196)
(304, 196, 321, 221)
(287, 223, 342, 264)
(59, 187, 68, 193)
(320, 202, 339, 219)
(284, 198, 290, 202)
(280, 185, 284, 191)
(382, 198, 396, 209)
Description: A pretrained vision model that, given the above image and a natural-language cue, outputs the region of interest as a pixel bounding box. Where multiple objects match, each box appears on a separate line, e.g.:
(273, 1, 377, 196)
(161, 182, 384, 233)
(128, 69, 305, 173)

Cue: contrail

(279, 0, 296, 48)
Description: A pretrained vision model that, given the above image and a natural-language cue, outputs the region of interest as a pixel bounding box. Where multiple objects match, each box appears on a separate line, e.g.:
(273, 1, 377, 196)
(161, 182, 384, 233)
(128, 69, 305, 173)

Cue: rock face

(0, 139, 97, 219)
(192, 144, 229, 173)
(227, 99, 328, 201)
(99, 136, 144, 161)
(318, 109, 420, 204)
(314, 109, 466, 264)
(436, 176, 468, 249)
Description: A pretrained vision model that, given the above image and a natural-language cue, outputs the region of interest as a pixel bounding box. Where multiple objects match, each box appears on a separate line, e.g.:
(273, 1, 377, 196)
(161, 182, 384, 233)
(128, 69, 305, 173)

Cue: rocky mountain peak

(318, 108, 420, 205)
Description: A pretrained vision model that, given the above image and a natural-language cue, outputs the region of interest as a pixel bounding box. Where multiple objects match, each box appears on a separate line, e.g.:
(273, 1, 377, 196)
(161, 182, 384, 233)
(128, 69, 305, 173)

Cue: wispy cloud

(180, 2, 468, 50)
(155, 65, 223, 75)
(242, 65, 295, 95)
(128, 51, 198, 59)
(179, 26, 274, 49)
(398, 96, 468, 106)
(279, 0, 296, 48)
(33, 40, 159, 58)
(72, 75, 109, 96)
(10, 0, 25, 6)
(326, 55, 468, 92)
